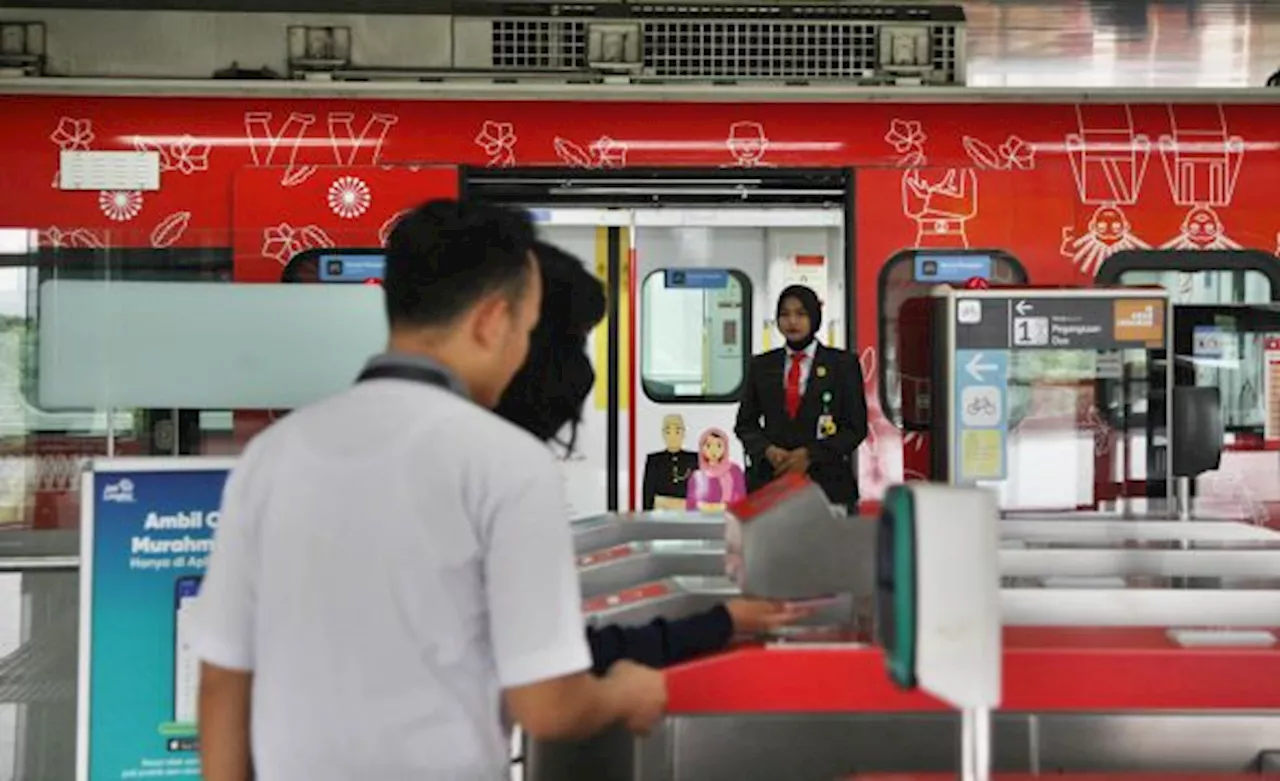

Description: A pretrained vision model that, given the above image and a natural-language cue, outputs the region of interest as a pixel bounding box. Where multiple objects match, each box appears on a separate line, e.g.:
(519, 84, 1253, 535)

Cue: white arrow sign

(1015, 300, 1032, 316)
(966, 352, 998, 382)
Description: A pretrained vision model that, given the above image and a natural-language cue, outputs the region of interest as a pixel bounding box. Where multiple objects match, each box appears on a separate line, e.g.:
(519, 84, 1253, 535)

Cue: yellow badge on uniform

(816, 366, 828, 378)
(817, 414, 837, 440)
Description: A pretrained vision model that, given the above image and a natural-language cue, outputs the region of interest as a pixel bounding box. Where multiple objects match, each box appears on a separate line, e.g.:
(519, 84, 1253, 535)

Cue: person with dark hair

(734, 284, 869, 510)
(497, 241, 811, 674)
(193, 201, 666, 781)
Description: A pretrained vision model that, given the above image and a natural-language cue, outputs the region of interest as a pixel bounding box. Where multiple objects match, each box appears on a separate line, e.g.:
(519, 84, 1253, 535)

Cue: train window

(1113, 269, 1271, 304)
(1097, 250, 1280, 305)
(878, 250, 1027, 428)
(641, 268, 751, 403)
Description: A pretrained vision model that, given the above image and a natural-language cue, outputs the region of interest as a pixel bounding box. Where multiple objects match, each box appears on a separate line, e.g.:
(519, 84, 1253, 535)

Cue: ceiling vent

(450, 2, 964, 86)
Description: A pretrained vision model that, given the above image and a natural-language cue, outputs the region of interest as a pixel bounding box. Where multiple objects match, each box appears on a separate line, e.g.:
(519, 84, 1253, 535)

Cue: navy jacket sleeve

(586, 605, 735, 674)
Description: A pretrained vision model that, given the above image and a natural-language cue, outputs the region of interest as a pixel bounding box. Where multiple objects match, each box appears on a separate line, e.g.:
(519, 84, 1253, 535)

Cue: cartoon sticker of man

(642, 414, 699, 511)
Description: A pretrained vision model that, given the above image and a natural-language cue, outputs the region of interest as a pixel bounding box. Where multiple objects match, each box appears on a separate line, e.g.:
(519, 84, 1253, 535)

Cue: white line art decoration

(885, 119, 978, 248)
(261, 223, 335, 265)
(99, 191, 143, 222)
(1157, 105, 1244, 251)
(50, 118, 94, 151)
(327, 113, 399, 166)
(132, 134, 211, 175)
(244, 111, 398, 187)
(552, 136, 629, 169)
(150, 212, 192, 249)
(726, 121, 773, 168)
(1061, 105, 1152, 276)
(475, 121, 517, 167)
(327, 176, 372, 220)
(379, 209, 410, 246)
(961, 135, 1037, 171)
(50, 117, 95, 190)
(39, 227, 106, 249)
(244, 112, 318, 187)
(885, 119, 926, 167)
(903, 169, 978, 249)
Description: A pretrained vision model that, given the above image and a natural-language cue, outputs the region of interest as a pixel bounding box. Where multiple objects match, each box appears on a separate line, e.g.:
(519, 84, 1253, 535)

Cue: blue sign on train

(665, 269, 730, 289)
(914, 254, 993, 283)
(318, 254, 385, 283)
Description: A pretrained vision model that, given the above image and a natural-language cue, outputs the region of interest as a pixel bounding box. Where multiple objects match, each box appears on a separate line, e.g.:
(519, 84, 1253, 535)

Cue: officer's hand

(779, 447, 810, 475)
(765, 445, 789, 468)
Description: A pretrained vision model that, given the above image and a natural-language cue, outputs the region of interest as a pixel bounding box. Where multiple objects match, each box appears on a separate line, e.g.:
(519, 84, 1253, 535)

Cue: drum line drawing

(1156, 104, 1245, 251)
(1060, 104, 1153, 276)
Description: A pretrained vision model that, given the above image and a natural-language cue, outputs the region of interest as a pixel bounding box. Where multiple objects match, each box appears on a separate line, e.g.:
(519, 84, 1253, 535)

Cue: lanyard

(354, 363, 461, 397)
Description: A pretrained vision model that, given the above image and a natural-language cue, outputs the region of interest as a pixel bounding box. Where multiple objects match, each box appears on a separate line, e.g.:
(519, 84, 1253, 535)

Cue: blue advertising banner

(78, 457, 236, 781)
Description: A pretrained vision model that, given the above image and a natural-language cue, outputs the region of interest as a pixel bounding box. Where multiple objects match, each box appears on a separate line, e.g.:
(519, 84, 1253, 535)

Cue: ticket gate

(578, 543, 727, 600)
(572, 513, 726, 555)
(532, 288, 1280, 781)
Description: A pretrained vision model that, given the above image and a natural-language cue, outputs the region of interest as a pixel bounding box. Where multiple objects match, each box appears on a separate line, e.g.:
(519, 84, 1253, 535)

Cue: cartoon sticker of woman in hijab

(685, 427, 748, 513)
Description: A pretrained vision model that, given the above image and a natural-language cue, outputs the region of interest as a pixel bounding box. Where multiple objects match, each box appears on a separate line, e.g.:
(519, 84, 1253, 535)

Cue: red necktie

(785, 352, 806, 419)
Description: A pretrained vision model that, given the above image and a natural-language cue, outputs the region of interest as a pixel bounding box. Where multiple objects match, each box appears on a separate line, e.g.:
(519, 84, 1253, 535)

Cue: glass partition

(929, 290, 1172, 512)
(1174, 304, 1280, 435)
(0, 225, 387, 780)
(996, 345, 1163, 510)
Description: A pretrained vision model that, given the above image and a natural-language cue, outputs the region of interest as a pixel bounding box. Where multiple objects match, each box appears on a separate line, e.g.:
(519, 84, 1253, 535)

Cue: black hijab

(494, 241, 605, 450)
(776, 284, 823, 351)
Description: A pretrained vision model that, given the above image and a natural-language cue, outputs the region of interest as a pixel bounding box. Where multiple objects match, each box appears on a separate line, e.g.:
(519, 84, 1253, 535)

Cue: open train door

(464, 168, 853, 518)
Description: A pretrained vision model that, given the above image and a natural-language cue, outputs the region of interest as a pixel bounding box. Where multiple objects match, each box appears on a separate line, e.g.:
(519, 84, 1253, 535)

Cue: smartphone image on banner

(173, 576, 203, 725)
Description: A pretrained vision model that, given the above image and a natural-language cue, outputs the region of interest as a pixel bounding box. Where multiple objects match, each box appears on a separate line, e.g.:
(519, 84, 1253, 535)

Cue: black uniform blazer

(642, 449, 699, 510)
(733, 344, 869, 507)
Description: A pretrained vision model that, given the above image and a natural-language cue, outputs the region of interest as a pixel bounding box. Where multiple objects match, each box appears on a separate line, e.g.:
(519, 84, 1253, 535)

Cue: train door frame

(1096, 249, 1280, 500)
(460, 166, 856, 513)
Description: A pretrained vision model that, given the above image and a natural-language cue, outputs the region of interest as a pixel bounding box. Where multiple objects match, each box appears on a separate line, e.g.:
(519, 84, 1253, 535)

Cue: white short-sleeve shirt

(191, 364, 592, 781)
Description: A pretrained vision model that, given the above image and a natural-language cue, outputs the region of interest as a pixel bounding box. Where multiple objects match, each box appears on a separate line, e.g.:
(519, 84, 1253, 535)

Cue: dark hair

(382, 199, 537, 328)
(495, 241, 606, 450)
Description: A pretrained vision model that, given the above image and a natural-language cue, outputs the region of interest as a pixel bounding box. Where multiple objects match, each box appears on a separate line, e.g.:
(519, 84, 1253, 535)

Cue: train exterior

(2, 84, 1280, 526)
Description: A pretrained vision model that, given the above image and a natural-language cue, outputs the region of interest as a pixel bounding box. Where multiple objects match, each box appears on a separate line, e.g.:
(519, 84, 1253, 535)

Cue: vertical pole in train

(627, 211, 639, 512)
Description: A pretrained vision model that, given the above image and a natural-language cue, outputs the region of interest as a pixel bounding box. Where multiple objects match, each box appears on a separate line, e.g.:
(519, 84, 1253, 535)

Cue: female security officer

(496, 241, 810, 672)
(734, 285, 869, 510)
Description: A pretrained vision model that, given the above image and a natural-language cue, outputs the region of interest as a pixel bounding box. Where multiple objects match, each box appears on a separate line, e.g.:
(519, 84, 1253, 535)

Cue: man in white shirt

(193, 199, 667, 781)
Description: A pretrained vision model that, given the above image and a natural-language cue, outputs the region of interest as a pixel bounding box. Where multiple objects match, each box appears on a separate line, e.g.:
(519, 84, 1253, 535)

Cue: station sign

(914, 253, 993, 283)
(955, 296, 1165, 351)
(317, 254, 385, 283)
(665, 268, 729, 289)
(952, 349, 1009, 482)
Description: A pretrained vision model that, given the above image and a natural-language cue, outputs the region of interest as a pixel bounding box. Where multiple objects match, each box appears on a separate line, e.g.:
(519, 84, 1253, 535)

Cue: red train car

(2, 82, 1279, 526)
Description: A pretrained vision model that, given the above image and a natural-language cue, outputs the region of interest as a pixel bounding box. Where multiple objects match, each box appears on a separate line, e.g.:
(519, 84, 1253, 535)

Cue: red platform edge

(666, 628, 1280, 713)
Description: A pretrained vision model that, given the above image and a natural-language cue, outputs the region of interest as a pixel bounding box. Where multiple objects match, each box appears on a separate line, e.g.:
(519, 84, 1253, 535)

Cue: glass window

(879, 250, 1027, 428)
(1117, 268, 1272, 305)
(0, 239, 235, 532)
(641, 269, 750, 402)
(1175, 305, 1280, 435)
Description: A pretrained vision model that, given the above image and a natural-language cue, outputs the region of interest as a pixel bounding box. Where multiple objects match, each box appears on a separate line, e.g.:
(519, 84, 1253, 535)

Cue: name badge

(817, 414, 837, 440)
